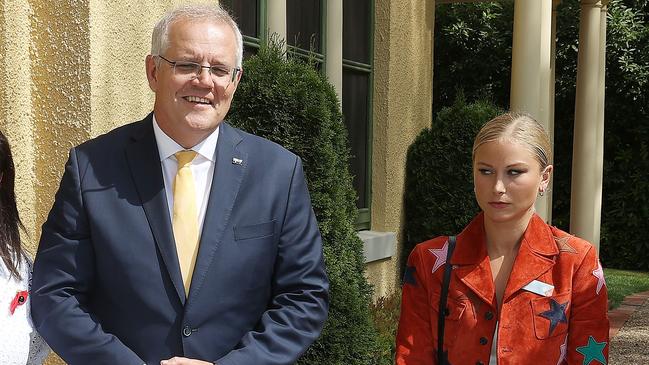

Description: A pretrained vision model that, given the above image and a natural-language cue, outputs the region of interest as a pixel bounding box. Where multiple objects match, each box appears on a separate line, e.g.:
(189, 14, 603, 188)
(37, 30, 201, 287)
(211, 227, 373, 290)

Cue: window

(343, 0, 373, 229)
(220, 0, 265, 58)
(286, 0, 324, 66)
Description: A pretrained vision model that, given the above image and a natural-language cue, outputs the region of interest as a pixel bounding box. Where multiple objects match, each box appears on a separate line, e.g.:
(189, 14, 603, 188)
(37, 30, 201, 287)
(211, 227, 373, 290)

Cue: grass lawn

(604, 268, 649, 309)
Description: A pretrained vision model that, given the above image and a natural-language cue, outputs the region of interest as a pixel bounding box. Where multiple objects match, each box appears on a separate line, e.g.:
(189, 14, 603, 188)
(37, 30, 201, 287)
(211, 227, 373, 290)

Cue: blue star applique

(576, 336, 607, 365)
(402, 265, 417, 286)
(539, 299, 569, 335)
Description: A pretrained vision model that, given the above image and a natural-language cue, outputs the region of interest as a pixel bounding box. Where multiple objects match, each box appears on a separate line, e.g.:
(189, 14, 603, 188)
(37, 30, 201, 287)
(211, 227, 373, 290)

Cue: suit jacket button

(485, 311, 494, 320)
(183, 325, 192, 337)
(479, 337, 488, 345)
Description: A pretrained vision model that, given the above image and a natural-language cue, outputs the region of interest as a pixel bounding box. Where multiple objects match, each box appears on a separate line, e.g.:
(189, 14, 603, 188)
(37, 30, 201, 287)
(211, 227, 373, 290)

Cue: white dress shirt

(0, 255, 49, 365)
(152, 116, 218, 236)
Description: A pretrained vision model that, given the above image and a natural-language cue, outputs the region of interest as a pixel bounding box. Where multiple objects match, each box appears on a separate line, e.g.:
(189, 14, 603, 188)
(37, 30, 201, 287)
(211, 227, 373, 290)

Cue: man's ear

(145, 55, 158, 92)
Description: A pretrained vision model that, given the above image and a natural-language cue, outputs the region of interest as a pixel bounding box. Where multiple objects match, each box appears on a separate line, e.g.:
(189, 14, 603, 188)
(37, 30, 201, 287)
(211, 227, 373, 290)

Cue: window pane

(221, 0, 259, 38)
(343, 0, 371, 63)
(343, 69, 370, 209)
(286, 0, 321, 53)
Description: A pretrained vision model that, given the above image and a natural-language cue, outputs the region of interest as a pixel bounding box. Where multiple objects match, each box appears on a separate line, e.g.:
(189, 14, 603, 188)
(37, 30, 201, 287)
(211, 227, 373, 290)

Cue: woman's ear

(539, 165, 553, 193)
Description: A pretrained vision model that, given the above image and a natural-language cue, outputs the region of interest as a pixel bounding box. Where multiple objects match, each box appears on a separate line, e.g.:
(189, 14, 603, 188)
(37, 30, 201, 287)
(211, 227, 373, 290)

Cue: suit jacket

(396, 213, 609, 365)
(31, 114, 329, 365)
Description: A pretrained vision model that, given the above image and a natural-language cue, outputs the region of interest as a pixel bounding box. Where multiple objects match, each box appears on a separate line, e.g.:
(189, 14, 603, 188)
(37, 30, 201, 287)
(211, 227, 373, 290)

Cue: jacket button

(479, 337, 488, 345)
(485, 311, 494, 320)
(476, 362, 484, 365)
(182, 325, 192, 337)
(444, 307, 450, 317)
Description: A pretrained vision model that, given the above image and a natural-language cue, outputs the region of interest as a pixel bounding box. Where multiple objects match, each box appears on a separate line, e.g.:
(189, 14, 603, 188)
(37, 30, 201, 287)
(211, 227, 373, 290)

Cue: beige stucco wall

(366, 0, 434, 300)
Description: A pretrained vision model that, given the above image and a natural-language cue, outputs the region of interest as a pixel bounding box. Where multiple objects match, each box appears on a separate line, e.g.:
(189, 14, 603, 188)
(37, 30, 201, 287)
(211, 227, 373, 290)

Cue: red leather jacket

(396, 213, 609, 365)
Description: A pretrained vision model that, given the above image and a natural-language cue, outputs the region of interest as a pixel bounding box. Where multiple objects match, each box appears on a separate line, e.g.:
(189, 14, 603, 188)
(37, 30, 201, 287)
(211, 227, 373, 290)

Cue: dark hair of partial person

(0, 130, 26, 280)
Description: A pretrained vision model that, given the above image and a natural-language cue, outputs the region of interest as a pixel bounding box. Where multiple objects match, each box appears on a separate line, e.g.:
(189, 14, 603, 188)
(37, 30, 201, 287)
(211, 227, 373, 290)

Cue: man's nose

(193, 67, 214, 86)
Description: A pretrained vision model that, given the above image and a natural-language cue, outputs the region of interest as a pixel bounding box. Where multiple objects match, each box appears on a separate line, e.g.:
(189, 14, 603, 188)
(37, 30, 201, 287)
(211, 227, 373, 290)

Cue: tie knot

(175, 150, 197, 167)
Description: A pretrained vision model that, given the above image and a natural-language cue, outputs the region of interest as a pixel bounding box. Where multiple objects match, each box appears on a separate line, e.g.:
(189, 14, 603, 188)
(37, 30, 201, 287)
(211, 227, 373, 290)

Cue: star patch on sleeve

(402, 265, 417, 286)
(428, 240, 449, 274)
(592, 261, 606, 295)
(576, 336, 607, 365)
(539, 299, 569, 335)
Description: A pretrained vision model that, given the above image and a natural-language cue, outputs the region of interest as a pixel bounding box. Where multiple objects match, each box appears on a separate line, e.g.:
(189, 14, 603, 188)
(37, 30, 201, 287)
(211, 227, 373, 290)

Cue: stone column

(267, 0, 286, 47)
(592, 1, 608, 249)
(325, 0, 343, 98)
(570, 0, 604, 249)
(510, 0, 553, 222)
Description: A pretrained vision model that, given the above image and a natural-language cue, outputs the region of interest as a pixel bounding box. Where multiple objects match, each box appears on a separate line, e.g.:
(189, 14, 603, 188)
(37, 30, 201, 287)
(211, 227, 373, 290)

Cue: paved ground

(609, 291, 649, 364)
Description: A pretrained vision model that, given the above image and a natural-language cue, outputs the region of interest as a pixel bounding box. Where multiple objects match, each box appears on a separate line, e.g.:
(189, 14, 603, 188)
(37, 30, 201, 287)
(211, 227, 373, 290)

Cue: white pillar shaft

(592, 4, 607, 249)
(325, 0, 343, 99)
(510, 0, 553, 222)
(570, 1, 603, 249)
(267, 0, 287, 46)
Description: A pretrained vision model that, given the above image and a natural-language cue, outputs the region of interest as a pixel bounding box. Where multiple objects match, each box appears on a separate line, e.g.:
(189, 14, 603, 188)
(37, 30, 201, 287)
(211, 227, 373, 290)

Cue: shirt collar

(152, 114, 219, 162)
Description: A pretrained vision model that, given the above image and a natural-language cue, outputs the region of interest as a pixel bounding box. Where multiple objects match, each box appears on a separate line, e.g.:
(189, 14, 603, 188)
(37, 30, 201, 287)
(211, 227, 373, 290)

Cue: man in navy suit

(31, 4, 329, 365)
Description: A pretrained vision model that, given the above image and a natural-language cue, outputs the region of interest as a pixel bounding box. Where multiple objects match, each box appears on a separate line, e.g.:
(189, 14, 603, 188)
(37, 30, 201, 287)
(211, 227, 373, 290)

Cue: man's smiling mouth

(184, 96, 212, 105)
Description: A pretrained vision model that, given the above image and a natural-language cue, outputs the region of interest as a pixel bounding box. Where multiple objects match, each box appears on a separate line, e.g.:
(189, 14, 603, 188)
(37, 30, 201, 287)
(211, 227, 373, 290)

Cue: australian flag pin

(232, 157, 243, 165)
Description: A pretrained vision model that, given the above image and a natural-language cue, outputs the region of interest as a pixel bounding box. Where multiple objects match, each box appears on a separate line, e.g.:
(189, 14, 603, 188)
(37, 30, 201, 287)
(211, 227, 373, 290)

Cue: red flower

(9, 290, 28, 315)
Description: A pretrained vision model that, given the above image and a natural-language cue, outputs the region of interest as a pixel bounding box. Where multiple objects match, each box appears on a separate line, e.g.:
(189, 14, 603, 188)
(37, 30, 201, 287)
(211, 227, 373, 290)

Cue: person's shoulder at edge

(548, 224, 597, 259)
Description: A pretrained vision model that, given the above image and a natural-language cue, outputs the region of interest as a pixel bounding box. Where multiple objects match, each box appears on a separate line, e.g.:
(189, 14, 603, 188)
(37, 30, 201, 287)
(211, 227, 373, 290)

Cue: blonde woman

(396, 113, 609, 364)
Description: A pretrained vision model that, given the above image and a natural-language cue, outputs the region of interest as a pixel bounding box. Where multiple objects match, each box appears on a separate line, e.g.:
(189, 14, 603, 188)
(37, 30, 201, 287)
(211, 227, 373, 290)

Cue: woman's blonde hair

(472, 112, 552, 170)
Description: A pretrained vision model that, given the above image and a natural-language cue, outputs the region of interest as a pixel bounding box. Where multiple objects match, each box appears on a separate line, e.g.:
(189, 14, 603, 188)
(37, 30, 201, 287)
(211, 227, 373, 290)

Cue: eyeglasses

(157, 55, 240, 84)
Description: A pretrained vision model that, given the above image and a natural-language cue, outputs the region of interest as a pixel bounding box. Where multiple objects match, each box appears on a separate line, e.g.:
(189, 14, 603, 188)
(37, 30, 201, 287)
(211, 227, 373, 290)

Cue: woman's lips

(489, 202, 510, 209)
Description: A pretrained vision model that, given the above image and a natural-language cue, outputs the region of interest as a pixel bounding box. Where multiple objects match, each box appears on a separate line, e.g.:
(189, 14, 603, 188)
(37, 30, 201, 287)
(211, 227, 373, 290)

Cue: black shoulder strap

(437, 235, 456, 365)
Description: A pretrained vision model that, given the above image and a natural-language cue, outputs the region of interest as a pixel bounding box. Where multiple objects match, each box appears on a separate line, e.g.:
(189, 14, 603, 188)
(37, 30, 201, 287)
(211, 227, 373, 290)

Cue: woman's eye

(478, 169, 493, 175)
(508, 169, 525, 176)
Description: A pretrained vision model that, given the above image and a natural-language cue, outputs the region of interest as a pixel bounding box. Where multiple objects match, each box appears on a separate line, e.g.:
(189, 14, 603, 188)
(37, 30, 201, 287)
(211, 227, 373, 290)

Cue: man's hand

(160, 357, 213, 365)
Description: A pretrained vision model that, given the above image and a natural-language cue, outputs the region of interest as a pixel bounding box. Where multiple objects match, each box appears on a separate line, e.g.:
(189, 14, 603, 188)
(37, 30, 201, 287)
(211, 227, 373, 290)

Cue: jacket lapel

(125, 114, 186, 305)
(187, 123, 247, 300)
(452, 214, 497, 307)
(502, 214, 558, 302)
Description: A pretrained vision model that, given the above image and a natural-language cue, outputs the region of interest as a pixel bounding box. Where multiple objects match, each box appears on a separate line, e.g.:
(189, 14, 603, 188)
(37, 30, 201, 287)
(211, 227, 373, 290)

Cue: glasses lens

(174, 62, 200, 77)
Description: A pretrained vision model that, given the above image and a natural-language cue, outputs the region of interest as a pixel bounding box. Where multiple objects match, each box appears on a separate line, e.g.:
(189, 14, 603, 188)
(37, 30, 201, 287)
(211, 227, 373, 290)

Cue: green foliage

(369, 290, 402, 365)
(604, 268, 649, 309)
(403, 96, 502, 264)
(227, 38, 380, 364)
(433, 1, 514, 116)
(432, 0, 649, 270)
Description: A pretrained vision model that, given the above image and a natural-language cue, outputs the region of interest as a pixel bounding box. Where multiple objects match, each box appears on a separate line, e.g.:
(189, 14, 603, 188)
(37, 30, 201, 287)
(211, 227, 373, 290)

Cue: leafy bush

(402, 96, 502, 266)
(369, 290, 402, 365)
(227, 39, 380, 364)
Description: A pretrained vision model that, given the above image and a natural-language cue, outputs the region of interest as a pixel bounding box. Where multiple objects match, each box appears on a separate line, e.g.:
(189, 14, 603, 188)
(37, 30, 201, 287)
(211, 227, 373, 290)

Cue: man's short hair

(151, 4, 243, 68)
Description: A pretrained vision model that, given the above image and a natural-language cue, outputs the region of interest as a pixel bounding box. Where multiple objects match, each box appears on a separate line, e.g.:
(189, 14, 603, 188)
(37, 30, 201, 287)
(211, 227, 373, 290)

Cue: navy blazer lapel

(188, 123, 247, 299)
(125, 114, 186, 305)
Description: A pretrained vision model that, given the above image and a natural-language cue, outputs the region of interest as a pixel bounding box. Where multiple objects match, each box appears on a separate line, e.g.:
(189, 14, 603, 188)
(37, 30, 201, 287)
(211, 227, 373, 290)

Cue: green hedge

(227, 39, 380, 364)
(402, 96, 501, 268)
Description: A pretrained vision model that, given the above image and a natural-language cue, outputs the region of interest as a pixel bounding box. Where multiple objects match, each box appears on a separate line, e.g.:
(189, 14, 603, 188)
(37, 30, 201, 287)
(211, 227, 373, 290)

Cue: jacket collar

(451, 212, 559, 306)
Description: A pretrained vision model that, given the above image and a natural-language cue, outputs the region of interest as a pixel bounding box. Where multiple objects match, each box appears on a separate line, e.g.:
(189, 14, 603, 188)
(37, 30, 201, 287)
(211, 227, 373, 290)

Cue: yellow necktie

(172, 150, 199, 295)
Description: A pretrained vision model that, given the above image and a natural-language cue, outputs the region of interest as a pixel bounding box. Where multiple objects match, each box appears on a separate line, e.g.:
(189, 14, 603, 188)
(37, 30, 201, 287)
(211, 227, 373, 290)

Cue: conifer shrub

(227, 39, 380, 364)
(402, 97, 501, 267)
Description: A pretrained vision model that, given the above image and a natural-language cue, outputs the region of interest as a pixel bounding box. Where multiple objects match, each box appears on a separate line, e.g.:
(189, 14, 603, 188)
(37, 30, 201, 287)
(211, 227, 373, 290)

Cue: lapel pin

(9, 290, 28, 315)
(232, 157, 243, 165)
